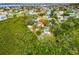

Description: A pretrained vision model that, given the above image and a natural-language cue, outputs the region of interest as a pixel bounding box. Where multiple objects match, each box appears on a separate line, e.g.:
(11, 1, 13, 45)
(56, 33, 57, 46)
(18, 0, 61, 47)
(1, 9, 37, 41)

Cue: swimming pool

(0, 15, 7, 21)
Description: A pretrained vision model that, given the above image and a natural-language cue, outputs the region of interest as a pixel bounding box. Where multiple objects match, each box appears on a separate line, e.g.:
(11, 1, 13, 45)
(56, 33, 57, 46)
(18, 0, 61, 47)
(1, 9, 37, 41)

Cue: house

(64, 16, 69, 20)
(16, 11, 26, 17)
(55, 10, 64, 16)
(69, 13, 76, 17)
(76, 14, 79, 18)
(47, 8, 51, 15)
(37, 22, 44, 27)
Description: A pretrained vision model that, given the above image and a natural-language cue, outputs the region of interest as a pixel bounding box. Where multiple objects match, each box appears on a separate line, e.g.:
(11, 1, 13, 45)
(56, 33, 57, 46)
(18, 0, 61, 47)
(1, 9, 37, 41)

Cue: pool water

(0, 15, 7, 21)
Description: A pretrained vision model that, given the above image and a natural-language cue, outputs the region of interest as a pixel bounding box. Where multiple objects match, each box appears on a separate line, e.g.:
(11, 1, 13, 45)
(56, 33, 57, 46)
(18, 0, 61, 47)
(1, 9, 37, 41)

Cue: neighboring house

(69, 13, 76, 17)
(28, 10, 34, 15)
(55, 10, 64, 16)
(47, 8, 51, 15)
(54, 11, 63, 23)
(64, 16, 69, 20)
(58, 16, 64, 23)
(76, 14, 79, 18)
(0, 10, 8, 21)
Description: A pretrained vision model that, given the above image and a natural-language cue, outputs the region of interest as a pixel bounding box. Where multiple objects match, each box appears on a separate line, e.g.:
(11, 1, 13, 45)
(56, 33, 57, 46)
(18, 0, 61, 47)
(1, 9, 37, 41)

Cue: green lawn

(0, 16, 79, 55)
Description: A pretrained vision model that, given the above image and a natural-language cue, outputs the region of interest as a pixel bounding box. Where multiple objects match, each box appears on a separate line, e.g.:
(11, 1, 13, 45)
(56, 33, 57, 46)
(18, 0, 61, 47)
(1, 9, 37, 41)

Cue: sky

(0, 0, 79, 3)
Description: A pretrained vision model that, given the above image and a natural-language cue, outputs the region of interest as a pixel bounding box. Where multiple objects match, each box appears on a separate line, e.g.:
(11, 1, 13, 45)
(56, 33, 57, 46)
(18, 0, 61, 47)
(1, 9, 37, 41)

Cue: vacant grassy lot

(0, 16, 79, 55)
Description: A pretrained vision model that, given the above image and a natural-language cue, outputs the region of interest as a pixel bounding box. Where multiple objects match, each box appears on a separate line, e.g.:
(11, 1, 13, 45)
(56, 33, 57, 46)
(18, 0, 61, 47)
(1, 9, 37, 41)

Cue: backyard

(0, 4, 79, 54)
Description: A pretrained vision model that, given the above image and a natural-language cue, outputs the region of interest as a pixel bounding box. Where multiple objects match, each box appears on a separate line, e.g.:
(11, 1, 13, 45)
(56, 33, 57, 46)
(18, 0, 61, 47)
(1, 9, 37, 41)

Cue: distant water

(0, 3, 70, 7)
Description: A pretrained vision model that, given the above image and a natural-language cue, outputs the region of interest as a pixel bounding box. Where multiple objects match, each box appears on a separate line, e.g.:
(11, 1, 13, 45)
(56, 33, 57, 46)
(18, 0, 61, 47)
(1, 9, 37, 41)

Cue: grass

(0, 16, 79, 55)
